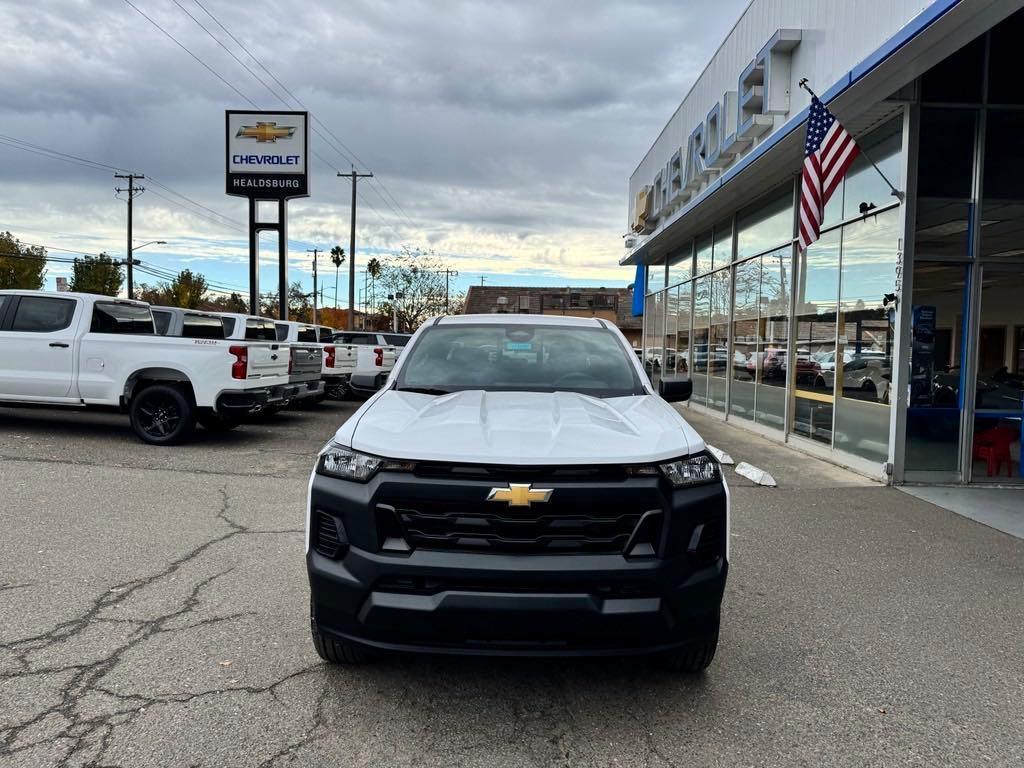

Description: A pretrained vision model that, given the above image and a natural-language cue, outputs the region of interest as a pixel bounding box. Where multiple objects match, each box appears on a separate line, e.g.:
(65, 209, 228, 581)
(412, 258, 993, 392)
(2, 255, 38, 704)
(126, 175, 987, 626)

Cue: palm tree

(330, 246, 345, 309)
(366, 257, 382, 316)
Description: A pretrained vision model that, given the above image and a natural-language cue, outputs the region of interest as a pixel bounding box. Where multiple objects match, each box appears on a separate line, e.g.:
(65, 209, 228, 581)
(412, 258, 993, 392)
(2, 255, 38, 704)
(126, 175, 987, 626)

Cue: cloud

(0, 0, 746, 296)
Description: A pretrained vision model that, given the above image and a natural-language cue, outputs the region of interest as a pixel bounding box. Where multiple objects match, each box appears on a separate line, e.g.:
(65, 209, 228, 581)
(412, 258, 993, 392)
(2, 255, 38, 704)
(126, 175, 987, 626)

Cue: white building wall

(629, 0, 939, 236)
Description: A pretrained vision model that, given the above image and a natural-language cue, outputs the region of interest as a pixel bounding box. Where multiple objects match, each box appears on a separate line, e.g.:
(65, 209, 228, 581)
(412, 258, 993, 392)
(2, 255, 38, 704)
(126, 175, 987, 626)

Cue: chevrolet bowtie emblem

(236, 122, 296, 143)
(486, 483, 553, 507)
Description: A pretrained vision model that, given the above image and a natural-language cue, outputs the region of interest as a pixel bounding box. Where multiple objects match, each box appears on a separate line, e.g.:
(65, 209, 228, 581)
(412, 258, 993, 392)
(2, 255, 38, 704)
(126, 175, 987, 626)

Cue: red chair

(972, 427, 1015, 477)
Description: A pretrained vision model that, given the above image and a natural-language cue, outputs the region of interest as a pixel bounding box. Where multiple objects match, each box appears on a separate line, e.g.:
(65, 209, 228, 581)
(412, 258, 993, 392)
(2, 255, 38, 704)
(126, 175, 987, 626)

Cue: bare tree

(378, 247, 455, 331)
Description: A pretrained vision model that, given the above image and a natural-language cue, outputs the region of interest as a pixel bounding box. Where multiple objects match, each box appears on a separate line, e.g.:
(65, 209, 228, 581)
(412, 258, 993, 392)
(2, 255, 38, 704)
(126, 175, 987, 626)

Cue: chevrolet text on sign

(225, 110, 309, 200)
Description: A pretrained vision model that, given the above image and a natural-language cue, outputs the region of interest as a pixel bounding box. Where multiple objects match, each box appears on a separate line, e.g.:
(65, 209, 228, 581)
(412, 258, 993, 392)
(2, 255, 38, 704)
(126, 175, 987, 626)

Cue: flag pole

(798, 79, 905, 202)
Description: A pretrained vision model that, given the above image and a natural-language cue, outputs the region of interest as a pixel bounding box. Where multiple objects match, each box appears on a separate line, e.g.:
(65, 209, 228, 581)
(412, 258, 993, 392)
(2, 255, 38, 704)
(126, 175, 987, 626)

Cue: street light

(126, 240, 168, 299)
(133, 240, 167, 251)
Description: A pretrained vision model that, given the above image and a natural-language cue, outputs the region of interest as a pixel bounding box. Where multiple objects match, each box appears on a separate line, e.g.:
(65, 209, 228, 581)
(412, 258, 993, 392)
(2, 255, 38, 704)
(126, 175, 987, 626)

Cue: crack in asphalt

(0, 486, 314, 767)
(0, 453, 307, 479)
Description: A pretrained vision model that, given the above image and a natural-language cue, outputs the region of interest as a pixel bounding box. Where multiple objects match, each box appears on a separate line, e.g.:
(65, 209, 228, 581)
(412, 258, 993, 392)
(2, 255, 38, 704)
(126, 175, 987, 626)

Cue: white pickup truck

(331, 331, 407, 398)
(0, 291, 292, 444)
(272, 320, 328, 406)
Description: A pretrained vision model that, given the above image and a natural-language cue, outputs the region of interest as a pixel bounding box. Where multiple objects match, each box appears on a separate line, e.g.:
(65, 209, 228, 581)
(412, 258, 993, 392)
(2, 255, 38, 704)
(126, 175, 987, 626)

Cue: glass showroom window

(736, 183, 793, 261)
(668, 242, 693, 287)
(832, 210, 900, 463)
(676, 282, 692, 375)
(695, 231, 713, 277)
(712, 219, 732, 272)
(792, 228, 841, 445)
(707, 267, 731, 413)
(692, 275, 711, 405)
(755, 246, 792, 429)
(650, 289, 667, 386)
(731, 256, 761, 421)
(664, 286, 679, 374)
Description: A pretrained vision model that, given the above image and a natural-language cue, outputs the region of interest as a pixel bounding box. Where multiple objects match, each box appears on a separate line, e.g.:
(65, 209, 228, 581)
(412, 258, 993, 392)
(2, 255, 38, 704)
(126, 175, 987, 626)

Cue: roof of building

(462, 285, 641, 329)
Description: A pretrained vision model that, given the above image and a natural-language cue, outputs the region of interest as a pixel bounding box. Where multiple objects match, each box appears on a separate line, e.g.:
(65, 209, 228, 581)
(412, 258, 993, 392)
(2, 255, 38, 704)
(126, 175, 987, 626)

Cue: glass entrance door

(969, 263, 1024, 482)
(904, 262, 971, 478)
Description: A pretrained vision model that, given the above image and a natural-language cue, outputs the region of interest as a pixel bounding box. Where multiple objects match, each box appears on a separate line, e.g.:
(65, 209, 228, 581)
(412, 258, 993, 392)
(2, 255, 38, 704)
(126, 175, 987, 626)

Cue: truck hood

(341, 389, 703, 465)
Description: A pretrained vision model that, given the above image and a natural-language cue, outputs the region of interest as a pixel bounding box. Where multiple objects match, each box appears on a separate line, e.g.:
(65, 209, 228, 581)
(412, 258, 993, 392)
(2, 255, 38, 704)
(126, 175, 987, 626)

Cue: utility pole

(307, 249, 320, 326)
(338, 168, 374, 330)
(442, 268, 459, 313)
(115, 173, 145, 299)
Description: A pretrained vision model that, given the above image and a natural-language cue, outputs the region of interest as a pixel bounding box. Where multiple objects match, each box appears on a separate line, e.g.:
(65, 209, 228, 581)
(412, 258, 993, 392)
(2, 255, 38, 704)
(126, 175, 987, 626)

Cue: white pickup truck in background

(331, 331, 409, 398)
(0, 291, 291, 444)
(273, 320, 327, 406)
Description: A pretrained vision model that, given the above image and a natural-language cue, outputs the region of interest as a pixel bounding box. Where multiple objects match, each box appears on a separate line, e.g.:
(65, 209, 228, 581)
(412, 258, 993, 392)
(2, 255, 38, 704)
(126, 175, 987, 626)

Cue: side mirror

(659, 376, 692, 402)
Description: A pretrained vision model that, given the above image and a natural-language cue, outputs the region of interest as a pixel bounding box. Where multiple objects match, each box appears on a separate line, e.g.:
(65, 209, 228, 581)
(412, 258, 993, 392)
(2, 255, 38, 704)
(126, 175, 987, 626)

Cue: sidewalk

(675, 405, 877, 490)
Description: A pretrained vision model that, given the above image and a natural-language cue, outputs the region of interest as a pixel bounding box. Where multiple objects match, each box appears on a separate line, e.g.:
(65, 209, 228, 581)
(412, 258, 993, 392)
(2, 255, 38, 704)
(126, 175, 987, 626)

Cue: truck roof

(435, 313, 605, 328)
(0, 289, 148, 306)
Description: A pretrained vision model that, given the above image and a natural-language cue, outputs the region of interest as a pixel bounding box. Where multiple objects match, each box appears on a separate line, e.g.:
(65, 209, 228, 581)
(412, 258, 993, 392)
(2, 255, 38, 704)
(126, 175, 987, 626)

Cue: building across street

(624, 0, 1024, 487)
(462, 285, 642, 346)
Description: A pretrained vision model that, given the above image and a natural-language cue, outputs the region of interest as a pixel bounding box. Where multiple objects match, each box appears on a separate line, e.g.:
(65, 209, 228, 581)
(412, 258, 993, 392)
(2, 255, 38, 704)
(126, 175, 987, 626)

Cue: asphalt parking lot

(2, 402, 1023, 767)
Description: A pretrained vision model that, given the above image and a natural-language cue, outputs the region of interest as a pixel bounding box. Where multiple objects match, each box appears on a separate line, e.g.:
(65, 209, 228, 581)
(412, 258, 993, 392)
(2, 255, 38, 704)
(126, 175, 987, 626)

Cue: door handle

(49, 342, 69, 348)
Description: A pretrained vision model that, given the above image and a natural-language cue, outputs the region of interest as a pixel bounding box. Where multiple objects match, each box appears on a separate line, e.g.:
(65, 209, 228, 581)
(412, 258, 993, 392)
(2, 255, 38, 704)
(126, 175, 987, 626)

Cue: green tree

(203, 292, 247, 313)
(69, 253, 123, 296)
(330, 246, 346, 309)
(0, 231, 47, 289)
(164, 269, 208, 309)
(366, 256, 382, 314)
(261, 281, 312, 321)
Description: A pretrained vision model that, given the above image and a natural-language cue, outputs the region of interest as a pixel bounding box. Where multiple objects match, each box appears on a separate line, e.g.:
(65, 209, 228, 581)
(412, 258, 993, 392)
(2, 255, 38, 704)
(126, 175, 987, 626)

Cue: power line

(122, 0, 258, 108)
(169, 0, 418, 233)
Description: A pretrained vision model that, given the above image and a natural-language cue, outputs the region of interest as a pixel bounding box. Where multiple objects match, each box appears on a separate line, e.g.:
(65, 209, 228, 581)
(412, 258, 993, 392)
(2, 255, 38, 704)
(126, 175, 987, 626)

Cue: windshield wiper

(395, 386, 451, 396)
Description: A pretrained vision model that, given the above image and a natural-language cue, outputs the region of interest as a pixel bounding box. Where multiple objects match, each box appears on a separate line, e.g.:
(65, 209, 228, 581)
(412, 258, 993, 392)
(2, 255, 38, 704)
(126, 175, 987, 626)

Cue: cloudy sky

(1, 0, 747, 305)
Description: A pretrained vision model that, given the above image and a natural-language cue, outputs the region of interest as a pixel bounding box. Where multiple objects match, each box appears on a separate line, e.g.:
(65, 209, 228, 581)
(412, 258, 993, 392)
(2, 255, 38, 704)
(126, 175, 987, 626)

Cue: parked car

(0, 291, 291, 443)
(330, 331, 402, 399)
(816, 350, 891, 401)
(307, 315, 728, 671)
(273, 320, 328, 406)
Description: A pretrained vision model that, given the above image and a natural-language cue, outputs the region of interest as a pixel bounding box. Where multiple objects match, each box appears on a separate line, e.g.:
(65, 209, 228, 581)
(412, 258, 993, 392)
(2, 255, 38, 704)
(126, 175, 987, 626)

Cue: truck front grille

(385, 499, 647, 555)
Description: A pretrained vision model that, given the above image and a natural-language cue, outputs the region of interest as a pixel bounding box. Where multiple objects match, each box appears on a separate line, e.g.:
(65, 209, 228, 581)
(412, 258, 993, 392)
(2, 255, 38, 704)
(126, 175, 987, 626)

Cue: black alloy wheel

(130, 384, 195, 445)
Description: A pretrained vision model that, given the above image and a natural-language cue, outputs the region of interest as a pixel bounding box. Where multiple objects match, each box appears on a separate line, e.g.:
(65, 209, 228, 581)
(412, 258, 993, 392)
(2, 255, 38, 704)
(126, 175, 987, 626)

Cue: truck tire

(660, 615, 719, 674)
(310, 614, 370, 664)
(129, 384, 195, 445)
(197, 411, 241, 432)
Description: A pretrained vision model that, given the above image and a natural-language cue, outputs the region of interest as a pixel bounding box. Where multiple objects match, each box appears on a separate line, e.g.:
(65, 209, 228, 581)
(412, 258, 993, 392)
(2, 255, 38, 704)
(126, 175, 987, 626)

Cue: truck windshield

(395, 324, 645, 398)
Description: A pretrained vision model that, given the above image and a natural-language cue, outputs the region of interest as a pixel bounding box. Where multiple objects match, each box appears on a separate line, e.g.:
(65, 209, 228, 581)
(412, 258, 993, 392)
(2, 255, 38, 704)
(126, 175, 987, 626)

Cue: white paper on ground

(734, 461, 777, 487)
(706, 444, 734, 465)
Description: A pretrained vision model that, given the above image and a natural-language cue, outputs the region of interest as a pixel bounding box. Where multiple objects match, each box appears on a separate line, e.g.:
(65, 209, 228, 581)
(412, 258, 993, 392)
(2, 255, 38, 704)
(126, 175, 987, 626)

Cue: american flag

(799, 96, 859, 251)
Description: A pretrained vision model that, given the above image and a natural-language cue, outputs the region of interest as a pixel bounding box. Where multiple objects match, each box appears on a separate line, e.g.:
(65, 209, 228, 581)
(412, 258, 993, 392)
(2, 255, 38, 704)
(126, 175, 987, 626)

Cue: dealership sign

(632, 29, 801, 234)
(225, 110, 309, 199)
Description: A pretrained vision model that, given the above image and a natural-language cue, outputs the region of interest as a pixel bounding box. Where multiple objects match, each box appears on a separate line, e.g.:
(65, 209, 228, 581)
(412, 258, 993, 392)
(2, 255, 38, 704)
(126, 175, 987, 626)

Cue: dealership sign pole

(226, 110, 309, 319)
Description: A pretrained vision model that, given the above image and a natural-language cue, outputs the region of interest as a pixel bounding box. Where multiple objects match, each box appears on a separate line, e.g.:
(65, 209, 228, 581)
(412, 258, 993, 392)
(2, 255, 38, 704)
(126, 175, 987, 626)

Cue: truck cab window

(244, 319, 277, 341)
(11, 296, 76, 332)
(296, 327, 318, 343)
(183, 314, 227, 339)
(90, 303, 154, 334)
(152, 311, 171, 335)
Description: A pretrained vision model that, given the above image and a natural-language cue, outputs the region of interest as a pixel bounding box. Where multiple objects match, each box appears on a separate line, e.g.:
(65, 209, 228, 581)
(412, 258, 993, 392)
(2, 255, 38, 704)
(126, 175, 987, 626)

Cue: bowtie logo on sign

(236, 122, 296, 143)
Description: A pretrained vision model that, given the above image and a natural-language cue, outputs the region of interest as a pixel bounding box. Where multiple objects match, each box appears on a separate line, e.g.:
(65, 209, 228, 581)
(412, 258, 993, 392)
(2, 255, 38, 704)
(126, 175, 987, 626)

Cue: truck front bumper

(308, 473, 728, 656)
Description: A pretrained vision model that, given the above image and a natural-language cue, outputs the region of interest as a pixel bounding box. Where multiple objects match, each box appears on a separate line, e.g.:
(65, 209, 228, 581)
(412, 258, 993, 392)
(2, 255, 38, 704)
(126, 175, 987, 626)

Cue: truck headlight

(317, 443, 412, 482)
(659, 453, 719, 487)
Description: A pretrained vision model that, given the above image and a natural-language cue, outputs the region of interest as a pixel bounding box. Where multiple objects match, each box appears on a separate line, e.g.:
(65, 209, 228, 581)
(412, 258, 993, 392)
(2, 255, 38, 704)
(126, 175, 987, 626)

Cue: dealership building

(624, 0, 1024, 485)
